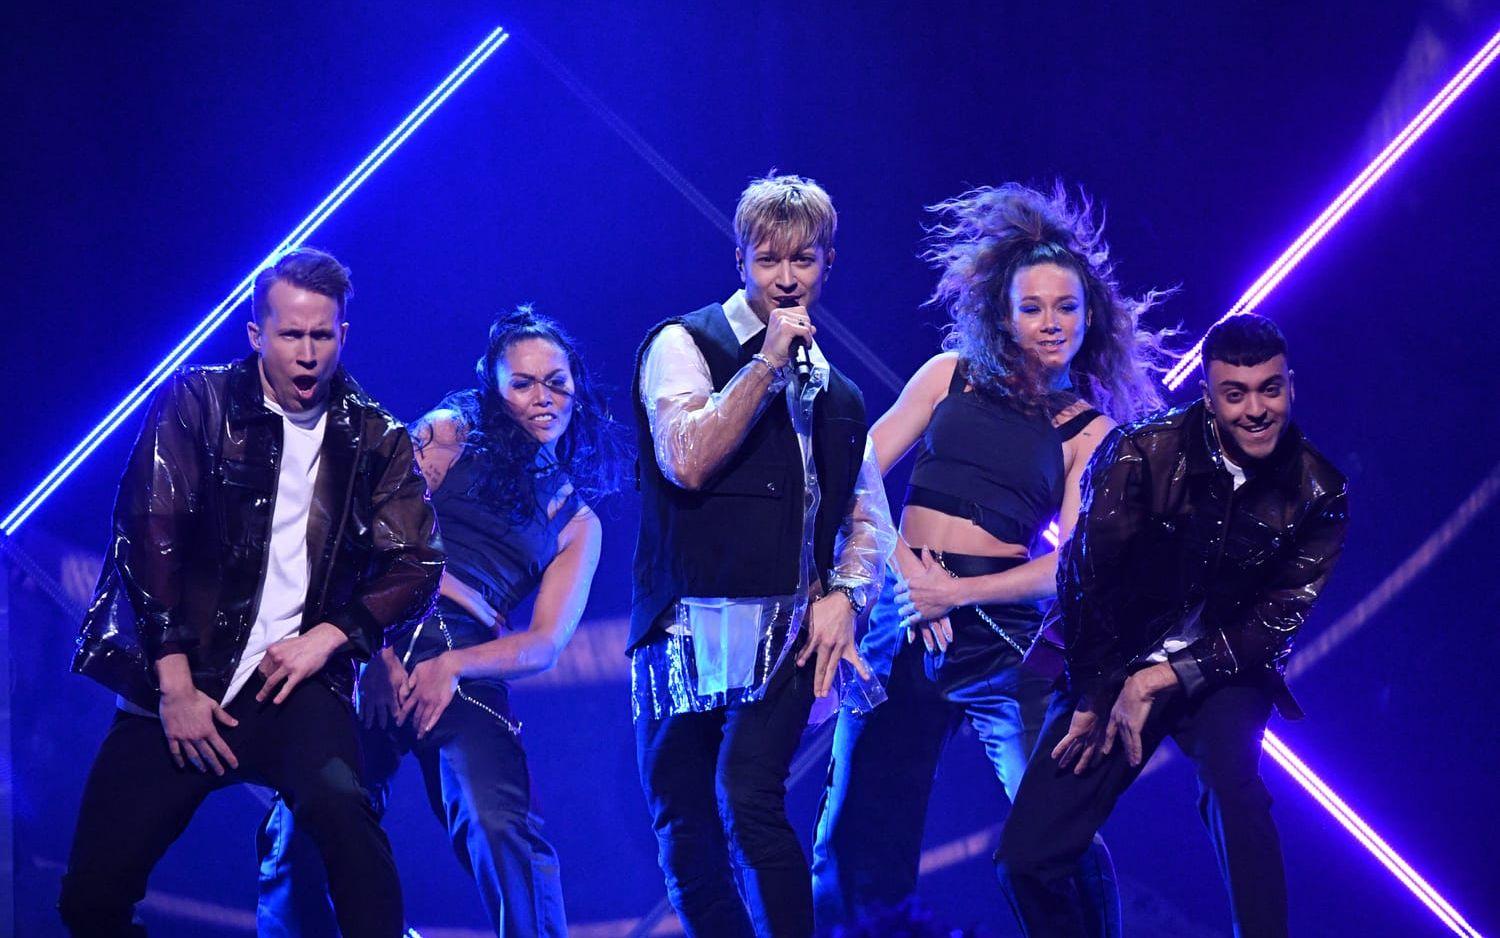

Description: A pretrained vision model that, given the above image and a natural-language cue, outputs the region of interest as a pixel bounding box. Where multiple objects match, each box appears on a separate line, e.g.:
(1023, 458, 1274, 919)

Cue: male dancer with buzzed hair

(996, 314, 1349, 937)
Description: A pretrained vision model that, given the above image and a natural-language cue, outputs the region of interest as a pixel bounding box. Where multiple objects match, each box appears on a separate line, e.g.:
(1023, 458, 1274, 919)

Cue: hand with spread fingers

(1050, 694, 1111, 776)
(1101, 663, 1179, 767)
(896, 547, 963, 653)
(796, 591, 872, 699)
(397, 652, 460, 739)
(903, 613, 955, 655)
(159, 685, 239, 776)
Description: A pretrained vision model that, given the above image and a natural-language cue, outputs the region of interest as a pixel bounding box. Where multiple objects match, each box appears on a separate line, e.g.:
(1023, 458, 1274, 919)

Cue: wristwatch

(829, 582, 872, 617)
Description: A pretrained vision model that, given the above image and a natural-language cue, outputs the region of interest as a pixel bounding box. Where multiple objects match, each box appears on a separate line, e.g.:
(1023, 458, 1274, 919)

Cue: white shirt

(220, 397, 328, 705)
(632, 292, 894, 713)
(637, 290, 885, 592)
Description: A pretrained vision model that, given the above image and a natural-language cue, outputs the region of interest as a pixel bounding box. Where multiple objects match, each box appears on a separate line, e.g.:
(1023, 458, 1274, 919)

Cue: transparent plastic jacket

(632, 326, 895, 720)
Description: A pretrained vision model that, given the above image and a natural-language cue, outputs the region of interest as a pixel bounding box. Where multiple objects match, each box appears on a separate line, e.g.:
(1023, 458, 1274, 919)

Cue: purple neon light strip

(1263, 731, 1483, 936)
(1161, 34, 1490, 928)
(1040, 28, 1500, 543)
(1037, 34, 1500, 932)
(1164, 27, 1500, 390)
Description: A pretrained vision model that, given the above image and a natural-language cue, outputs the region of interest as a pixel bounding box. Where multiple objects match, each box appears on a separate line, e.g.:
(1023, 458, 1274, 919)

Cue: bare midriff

(898, 503, 1028, 561)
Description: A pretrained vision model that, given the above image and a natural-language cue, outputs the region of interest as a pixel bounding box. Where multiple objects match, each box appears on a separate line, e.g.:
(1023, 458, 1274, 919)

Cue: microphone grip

(776, 296, 812, 384)
(791, 338, 812, 383)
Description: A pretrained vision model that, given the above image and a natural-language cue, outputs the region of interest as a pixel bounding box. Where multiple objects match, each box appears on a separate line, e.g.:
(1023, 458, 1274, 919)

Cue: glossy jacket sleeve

(110, 371, 208, 661)
(1057, 427, 1149, 698)
(324, 427, 444, 658)
(1168, 485, 1349, 696)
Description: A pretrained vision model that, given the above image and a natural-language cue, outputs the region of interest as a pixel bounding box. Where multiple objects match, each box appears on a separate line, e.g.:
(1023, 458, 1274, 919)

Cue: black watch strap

(831, 583, 867, 616)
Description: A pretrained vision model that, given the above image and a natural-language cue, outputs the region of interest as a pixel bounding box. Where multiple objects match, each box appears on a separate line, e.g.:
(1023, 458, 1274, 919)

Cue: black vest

(628, 303, 868, 651)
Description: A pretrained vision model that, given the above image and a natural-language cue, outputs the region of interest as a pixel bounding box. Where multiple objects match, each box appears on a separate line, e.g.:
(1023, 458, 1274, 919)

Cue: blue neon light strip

(0, 26, 510, 536)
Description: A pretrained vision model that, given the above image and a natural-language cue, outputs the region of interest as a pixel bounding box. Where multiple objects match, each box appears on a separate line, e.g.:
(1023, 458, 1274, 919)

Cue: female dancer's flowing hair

(925, 182, 1176, 422)
(433, 306, 628, 522)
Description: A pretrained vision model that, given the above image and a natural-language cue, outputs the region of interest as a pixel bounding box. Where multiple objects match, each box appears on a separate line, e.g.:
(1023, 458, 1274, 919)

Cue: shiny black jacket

(1057, 400, 1348, 717)
(73, 355, 444, 711)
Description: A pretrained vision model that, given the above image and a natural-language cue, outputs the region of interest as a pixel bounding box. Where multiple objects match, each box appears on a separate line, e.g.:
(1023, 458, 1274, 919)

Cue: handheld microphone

(777, 296, 813, 385)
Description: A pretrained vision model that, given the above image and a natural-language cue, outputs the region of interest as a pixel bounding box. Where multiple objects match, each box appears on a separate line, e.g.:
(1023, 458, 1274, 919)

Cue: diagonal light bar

(1042, 32, 1500, 933)
(1163, 27, 1500, 390)
(0, 26, 510, 536)
(1264, 731, 1483, 937)
(1042, 27, 1500, 544)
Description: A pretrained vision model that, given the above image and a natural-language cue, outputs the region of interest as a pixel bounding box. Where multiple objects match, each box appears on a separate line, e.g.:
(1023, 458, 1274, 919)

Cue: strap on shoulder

(1055, 408, 1103, 442)
(947, 357, 968, 395)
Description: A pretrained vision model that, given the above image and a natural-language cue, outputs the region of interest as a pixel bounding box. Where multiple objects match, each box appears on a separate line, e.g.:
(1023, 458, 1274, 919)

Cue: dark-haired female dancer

(258, 307, 626, 938)
(811, 184, 1173, 933)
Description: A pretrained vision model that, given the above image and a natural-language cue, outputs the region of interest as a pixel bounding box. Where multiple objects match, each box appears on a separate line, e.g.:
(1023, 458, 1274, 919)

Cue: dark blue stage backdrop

(3, 2, 1498, 935)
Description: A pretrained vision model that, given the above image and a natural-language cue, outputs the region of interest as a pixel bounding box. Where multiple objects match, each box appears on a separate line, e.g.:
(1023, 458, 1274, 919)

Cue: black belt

(904, 484, 1031, 546)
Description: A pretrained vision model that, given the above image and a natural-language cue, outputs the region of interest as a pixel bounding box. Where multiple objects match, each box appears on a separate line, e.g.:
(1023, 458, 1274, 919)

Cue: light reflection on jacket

(1056, 400, 1348, 717)
(73, 354, 444, 711)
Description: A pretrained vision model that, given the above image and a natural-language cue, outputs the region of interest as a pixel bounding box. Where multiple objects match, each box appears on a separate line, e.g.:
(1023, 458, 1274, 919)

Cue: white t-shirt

(118, 397, 328, 715)
(1141, 453, 1247, 665)
(220, 398, 328, 705)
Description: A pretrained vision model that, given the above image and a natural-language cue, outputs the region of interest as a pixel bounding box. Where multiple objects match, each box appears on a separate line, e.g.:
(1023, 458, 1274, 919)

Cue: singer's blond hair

(733, 173, 837, 257)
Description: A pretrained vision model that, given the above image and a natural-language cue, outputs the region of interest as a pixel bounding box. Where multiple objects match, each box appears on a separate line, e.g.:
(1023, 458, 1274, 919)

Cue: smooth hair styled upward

(733, 173, 838, 257)
(925, 182, 1175, 422)
(251, 246, 352, 322)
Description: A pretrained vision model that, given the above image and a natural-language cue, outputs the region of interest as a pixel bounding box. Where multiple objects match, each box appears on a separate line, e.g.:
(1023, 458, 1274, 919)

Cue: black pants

(812, 574, 1118, 935)
(636, 657, 816, 938)
(59, 675, 402, 937)
(257, 681, 566, 938)
(996, 682, 1286, 937)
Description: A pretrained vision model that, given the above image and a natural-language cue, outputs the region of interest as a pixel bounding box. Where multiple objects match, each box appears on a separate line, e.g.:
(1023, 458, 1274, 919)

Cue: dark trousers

(997, 682, 1286, 937)
(257, 682, 566, 938)
(636, 656, 816, 938)
(812, 571, 1119, 935)
(59, 675, 402, 937)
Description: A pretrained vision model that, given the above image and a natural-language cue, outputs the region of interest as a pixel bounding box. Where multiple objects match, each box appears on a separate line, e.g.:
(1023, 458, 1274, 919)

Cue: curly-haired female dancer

(812, 183, 1172, 933)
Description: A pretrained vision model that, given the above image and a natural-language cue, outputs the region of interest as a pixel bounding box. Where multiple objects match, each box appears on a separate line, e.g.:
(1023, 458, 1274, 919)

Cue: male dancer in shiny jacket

(997, 314, 1348, 937)
(60, 247, 443, 937)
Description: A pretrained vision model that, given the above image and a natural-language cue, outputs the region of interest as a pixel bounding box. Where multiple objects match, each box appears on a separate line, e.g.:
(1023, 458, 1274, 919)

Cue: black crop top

(394, 449, 580, 660)
(905, 360, 1100, 546)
